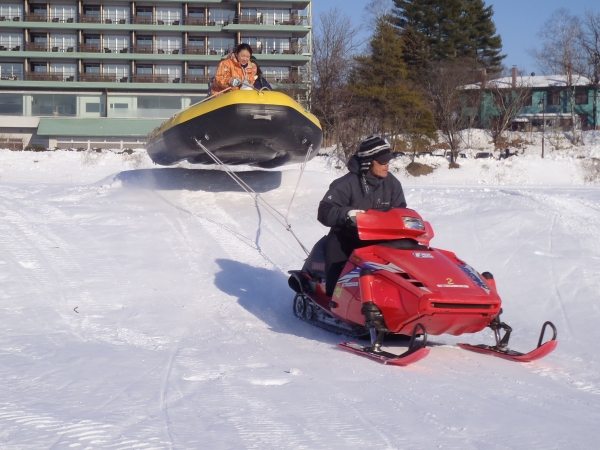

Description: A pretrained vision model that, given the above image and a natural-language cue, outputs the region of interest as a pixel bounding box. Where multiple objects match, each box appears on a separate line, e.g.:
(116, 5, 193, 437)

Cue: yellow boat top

(148, 90, 321, 140)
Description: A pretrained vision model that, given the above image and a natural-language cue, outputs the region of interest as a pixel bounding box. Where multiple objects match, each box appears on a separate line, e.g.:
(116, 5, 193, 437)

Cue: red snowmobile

(288, 208, 557, 366)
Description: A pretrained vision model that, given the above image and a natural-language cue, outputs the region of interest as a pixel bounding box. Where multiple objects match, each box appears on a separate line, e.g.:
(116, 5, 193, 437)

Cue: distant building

(0, 0, 313, 149)
(465, 67, 599, 132)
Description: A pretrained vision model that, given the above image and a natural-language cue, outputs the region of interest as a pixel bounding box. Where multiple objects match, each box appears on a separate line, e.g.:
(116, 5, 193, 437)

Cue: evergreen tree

(392, 0, 504, 70)
(350, 19, 436, 142)
(400, 26, 430, 80)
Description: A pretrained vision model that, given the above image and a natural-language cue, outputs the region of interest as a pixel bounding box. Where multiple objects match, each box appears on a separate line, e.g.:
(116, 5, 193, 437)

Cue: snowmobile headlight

(402, 216, 425, 230)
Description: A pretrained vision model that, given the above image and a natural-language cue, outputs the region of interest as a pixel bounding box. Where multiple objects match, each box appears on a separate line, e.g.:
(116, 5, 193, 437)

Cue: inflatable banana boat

(146, 90, 322, 168)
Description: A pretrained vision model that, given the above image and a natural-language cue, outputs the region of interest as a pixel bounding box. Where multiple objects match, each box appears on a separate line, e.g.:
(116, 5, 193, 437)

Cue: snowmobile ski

(458, 321, 558, 362)
(338, 342, 430, 366)
(338, 323, 430, 366)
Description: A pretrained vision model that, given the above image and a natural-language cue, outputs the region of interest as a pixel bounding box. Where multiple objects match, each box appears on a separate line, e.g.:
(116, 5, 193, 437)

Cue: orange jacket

(211, 52, 257, 95)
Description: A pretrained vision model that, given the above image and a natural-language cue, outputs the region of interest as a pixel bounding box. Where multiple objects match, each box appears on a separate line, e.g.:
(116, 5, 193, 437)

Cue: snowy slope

(0, 146, 599, 449)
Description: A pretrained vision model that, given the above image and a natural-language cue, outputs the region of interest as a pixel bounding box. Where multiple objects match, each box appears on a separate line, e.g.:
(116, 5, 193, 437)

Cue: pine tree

(392, 0, 504, 70)
(350, 19, 436, 142)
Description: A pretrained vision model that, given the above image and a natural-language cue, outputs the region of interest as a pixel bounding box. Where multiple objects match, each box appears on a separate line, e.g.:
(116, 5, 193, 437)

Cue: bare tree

(311, 8, 360, 157)
(531, 9, 587, 143)
(419, 60, 479, 166)
(487, 76, 533, 146)
(578, 10, 600, 129)
(363, 0, 394, 30)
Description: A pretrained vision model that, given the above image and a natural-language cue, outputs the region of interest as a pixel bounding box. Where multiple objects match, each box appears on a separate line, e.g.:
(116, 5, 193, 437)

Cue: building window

(50, 62, 76, 80)
(208, 8, 235, 26)
(135, 7, 153, 24)
(575, 89, 589, 105)
(262, 37, 290, 54)
(104, 6, 130, 24)
(0, 32, 23, 50)
(547, 91, 560, 106)
(0, 62, 23, 80)
(0, 93, 23, 114)
(208, 37, 234, 55)
(523, 92, 532, 107)
(187, 9, 205, 25)
(187, 37, 205, 54)
(50, 34, 76, 52)
(138, 96, 181, 109)
(86, 103, 100, 113)
(31, 63, 47, 73)
(155, 64, 182, 82)
(0, 4, 23, 20)
(260, 9, 291, 25)
(50, 5, 76, 22)
(136, 65, 152, 75)
(261, 66, 291, 82)
(104, 64, 130, 81)
(104, 35, 130, 53)
(156, 7, 181, 25)
(156, 36, 181, 54)
(32, 94, 76, 116)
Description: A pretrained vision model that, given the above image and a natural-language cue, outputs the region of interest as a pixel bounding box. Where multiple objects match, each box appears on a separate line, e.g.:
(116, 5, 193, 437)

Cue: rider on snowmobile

(317, 135, 407, 296)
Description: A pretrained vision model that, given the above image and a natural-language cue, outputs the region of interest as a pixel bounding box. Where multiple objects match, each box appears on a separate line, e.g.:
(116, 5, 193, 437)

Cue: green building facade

(472, 71, 599, 133)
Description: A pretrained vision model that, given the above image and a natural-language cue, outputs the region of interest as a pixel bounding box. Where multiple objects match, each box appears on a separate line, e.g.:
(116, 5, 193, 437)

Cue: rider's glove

(347, 209, 365, 225)
(231, 78, 241, 87)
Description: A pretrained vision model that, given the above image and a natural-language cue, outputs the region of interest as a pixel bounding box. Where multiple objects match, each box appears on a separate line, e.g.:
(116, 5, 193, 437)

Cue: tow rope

(193, 138, 312, 256)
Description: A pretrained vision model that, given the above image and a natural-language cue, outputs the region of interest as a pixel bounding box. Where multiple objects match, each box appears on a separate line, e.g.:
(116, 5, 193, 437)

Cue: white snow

(1, 131, 599, 449)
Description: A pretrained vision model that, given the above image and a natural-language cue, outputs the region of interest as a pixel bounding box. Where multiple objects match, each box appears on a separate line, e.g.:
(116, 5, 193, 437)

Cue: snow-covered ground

(1, 136, 599, 449)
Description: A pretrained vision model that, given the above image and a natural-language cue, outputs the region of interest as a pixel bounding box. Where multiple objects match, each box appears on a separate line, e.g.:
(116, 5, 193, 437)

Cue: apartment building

(0, 0, 312, 148)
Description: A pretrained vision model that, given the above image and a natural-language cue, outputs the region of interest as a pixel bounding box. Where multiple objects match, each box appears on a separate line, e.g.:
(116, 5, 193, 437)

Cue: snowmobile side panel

(456, 340, 558, 362)
(337, 342, 430, 366)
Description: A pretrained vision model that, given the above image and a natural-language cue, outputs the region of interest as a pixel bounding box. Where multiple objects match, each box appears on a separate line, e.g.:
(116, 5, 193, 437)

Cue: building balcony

(1, 13, 311, 28)
(185, 75, 211, 84)
(25, 42, 48, 51)
(26, 72, 66, 81)
(80, 73, 117, 82)
(132, 74, 169, 83)
(24, 13, 47, 22)
(0, 15, 21, 22)
(0, 44, 21, 51)
(0, 72, 23, 80)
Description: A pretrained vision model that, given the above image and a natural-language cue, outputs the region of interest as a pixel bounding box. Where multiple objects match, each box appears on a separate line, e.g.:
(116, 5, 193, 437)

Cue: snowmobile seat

(302, 235, 327, 281)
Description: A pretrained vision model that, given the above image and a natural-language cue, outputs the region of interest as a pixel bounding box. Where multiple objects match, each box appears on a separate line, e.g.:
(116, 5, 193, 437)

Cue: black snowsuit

(317, 155, 407, 295)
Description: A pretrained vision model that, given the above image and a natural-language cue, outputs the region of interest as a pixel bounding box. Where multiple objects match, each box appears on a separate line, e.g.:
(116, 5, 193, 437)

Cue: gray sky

(312, 0, 599, 74)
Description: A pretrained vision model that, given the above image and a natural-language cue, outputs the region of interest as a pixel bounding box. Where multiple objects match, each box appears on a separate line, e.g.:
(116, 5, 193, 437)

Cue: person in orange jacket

(211, 43, 258, 96)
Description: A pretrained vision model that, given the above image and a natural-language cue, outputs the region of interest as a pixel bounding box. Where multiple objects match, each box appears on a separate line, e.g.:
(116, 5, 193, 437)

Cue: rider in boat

(211, 43, 258, 95)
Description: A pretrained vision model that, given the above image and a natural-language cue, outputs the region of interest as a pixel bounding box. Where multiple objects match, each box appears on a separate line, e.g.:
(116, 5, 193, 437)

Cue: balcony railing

(185, 46, 206, 55)
(0, 44, 21, 51)
(25, 42, 48, 51)
(0, 73, 23, 80)
(186, 75, 211, 84)
(26, 72, 65, 81)
(7, 13, 307, 26)
(0, 72, 309, 85)
(15, 42, 303, 56)
(80, 73, 117, 82)
(24, 13, 47, 22)
(132, 74, 169, 83)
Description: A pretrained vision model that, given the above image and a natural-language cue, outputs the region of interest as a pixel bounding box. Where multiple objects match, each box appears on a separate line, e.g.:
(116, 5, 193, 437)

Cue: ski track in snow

(1, 149, 600, 448)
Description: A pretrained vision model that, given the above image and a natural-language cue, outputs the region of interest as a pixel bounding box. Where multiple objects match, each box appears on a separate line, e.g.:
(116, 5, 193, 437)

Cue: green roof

(37, 118, 164, 137)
